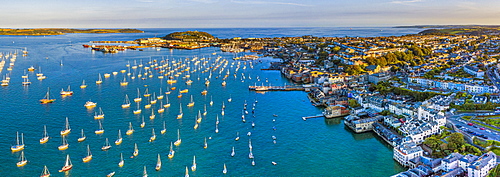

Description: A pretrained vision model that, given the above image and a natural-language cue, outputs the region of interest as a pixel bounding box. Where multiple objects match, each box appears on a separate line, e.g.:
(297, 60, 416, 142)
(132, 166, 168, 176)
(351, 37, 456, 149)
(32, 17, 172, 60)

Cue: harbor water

(0, 27, 415, 176)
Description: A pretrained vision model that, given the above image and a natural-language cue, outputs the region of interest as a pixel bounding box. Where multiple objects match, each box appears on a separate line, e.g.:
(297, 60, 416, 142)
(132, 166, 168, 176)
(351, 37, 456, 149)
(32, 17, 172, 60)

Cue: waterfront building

(373, 122, 403, 146)
(344, 115, 381, 133)
(393, 140, 423, 168)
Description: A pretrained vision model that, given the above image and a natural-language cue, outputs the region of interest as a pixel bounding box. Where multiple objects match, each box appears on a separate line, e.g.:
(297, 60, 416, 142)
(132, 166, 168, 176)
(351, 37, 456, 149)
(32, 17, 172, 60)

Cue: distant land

(162, 31, 216, 40)
(0, 28, 144, 35)
(394, 25, 500, 28)
(395, 25, 500, 36)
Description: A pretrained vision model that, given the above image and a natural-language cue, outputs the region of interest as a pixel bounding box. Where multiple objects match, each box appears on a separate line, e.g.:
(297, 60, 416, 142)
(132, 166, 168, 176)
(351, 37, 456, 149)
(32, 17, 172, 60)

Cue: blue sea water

(0, 27, 417, 176)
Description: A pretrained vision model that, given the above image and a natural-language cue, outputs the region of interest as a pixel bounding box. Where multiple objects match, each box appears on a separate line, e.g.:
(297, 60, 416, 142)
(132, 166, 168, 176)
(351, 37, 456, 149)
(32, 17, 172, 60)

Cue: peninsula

(0, 28, 143, 35)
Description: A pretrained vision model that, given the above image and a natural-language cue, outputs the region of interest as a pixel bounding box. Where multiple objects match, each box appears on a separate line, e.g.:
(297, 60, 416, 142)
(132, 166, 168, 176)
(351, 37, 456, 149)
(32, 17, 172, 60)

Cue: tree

(366, 57, 377, 65)
(378, 57, 388, 67)
(346, 65, 363, 75)
(446, 133, 466, 148)
(331, 46, 341, 54)
(386, 53, 398, 64)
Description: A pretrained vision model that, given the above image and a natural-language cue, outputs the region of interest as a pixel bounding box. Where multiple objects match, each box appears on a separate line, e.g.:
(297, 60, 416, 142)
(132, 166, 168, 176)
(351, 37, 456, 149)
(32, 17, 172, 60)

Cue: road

(447, 113, 500, 142)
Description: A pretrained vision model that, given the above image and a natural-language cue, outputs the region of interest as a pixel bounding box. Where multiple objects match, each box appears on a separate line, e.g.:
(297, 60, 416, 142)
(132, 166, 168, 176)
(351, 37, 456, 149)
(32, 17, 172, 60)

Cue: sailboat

(149, 128, 156, 142)
(204, 137, 208, 149)
(210, 96, 214, 106)
(248, 149, 254, 159)
(140, 116, 145, 128)
(60, 117, 71, 136)
(227, 95, 232, 102)
(134, 88, 142, 102)
(115, 129, 123, 145)
(40, 165, 51, 177)
(40, 125, 49, 144)
(194, 118, 199, 130)
(133, 101, 142, 114)
(94, 120, 104, 134)
(223, 163, 227, 174)
(40, 87, 56, 104)
(82, 144, 92, 163)
(58, 135, 69, 150)
(94, 107, 105, 119)
(60, 85, 73, 96)
(203, 105, 207, 116)
(84, 100, 97, 108)
(197, 110, 203, 123)
(191, 156, 197, 171)
(118, 153, 124, 167)
(101, 138, 111, 150)
(231, 147, 235, 157)
(177, 104, 183, 119)
(78, 129, 86, 142)
(155, 154, 162, 171)
(235, 132, 240, 141)
(158, 100, 165, 113)
(168, 142, 175, 159)
(22, 77, 31, 86)
(80, 80, 87, 88)
(144, 96, 151, 109)
(150, 93, 157, 104)
(143, 88, 151, 97)
(59, 154, 72, 172)
(222, 80, 226, 86)
(143, 166, 148, 177)
(16, 151, 28, 167)
(157, 88, 164, 100)
(174, 129, 182, 146)
(122, 94, 131, 108)
(163, 97, 171, 108)
(133, 143, 139, 157)
(126, 122, 134, 135)
(96, 73, 103, 84)
(149, 109, 155, 119)
(187, 95, 194, 107)
(161, 121, 167, 134)
(120, 77, 128, 86)
(107, 172, 115, 177)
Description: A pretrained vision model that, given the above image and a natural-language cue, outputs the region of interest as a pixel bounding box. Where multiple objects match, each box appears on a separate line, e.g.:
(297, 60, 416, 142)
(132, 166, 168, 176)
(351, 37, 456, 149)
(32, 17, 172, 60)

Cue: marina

(0, 28, 406, 176)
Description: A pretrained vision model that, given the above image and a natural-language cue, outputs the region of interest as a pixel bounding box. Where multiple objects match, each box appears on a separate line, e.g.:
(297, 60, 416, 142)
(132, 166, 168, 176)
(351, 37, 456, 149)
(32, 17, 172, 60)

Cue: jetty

(302, 114, 324, 120)
(248, 85, 305, 91)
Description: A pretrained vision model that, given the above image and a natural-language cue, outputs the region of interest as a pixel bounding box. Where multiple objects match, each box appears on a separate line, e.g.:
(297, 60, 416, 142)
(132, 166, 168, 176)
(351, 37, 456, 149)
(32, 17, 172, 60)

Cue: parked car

(480, 127, 485, 130)
(467, 123, 474, 126)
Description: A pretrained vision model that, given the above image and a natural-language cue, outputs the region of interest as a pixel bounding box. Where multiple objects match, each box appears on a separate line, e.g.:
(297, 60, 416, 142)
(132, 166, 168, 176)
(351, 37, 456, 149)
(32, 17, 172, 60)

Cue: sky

(1, 0, 499, 28)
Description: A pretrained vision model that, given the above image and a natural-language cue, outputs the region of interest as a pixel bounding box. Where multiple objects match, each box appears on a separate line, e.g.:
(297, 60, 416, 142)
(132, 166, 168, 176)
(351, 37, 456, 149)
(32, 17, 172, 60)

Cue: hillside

(163, 31, 215, 41)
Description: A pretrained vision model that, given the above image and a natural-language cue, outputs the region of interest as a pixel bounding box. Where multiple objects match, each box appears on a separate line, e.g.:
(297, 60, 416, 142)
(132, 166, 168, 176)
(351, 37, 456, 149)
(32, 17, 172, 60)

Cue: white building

(467, 152, 497, 177)
(393, 140, 423, 168)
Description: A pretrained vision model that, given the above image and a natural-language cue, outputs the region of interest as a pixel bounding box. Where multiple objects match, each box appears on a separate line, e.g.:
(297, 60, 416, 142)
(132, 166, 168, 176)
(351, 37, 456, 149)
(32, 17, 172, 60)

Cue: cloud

(390, 0, 422, 4)
(187, 0, 218, 3)
(230, 0, 313, 7)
